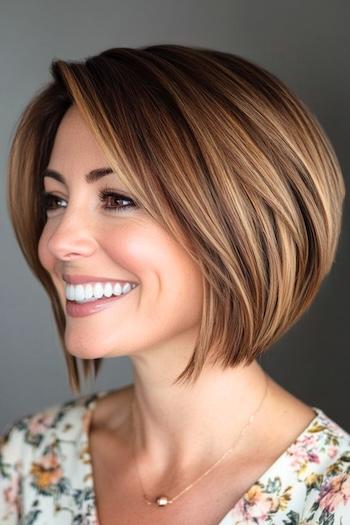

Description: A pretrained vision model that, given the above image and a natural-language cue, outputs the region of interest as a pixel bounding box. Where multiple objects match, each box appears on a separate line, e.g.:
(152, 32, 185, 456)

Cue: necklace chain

(130, 372, 269, 508)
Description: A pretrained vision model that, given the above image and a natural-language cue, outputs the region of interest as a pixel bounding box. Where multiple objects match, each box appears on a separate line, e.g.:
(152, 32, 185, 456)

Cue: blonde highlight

(6, 44, 346, 394)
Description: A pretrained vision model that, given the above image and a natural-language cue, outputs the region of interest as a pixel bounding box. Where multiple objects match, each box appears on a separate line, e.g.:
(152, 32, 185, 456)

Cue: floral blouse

(1, 390, 350, 524)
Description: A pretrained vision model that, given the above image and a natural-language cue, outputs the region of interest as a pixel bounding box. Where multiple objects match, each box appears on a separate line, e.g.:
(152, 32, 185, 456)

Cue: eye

(98, 187, 136, 213)
(40, 192, 67, 212)
(39, 188, 137, 214)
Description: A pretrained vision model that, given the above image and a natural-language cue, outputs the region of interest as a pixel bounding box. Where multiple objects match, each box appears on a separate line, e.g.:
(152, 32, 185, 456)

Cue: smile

(66, 283, 138, 318)
(65, 281, 137, 303)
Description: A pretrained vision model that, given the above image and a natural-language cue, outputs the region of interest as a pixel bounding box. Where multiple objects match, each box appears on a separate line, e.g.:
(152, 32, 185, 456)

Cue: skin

(38, 104, 315, 494)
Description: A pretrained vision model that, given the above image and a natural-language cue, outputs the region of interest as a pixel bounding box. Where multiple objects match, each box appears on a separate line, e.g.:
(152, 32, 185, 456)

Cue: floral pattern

(1, 391, 350, 524)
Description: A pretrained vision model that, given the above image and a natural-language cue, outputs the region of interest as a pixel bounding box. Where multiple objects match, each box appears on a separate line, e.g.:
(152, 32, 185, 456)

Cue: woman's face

(38, 105, 203, 361)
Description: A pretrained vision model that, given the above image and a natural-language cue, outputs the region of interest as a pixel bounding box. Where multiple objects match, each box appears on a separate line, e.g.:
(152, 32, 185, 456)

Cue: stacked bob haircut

(6, 44, 346, 394)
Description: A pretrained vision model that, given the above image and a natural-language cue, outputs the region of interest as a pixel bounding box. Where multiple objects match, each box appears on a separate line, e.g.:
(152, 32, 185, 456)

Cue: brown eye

(98, 188, 136, 213)
(39, 188, 137, 214)
(40, 192, 67, 211)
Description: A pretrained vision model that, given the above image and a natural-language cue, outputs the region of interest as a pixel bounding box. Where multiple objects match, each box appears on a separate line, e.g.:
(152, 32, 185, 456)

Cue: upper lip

(63, 274, 138, 285)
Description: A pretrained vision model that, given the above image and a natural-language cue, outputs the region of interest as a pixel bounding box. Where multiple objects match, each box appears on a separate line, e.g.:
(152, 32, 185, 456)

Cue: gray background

(1, 0, 349, 434)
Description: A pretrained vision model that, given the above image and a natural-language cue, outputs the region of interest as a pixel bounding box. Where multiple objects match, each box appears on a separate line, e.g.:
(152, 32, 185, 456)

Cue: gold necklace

(130, 372, 269, 508)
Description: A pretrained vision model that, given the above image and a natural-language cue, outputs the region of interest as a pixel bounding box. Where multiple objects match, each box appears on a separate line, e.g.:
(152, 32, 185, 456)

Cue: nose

(45, 208, 98, 261)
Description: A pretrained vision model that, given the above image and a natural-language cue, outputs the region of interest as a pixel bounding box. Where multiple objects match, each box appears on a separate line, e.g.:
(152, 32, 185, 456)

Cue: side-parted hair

(6, 44, 346, 394)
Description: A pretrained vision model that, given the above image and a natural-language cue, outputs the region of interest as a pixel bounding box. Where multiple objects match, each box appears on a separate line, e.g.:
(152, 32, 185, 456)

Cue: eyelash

(40, 186, 136, 214)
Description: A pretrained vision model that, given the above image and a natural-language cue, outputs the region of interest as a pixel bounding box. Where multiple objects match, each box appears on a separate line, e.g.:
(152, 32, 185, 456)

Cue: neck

(129, 358, 269, 478)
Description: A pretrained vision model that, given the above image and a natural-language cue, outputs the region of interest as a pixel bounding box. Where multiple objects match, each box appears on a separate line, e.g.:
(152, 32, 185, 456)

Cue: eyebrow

(42, 167, 114, 185)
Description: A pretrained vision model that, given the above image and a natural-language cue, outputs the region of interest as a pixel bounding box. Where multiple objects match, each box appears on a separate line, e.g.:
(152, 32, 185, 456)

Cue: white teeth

(113, 282, 122, 296)
(85, 284, 93, 300)
(93, 283, 104, 299)
(122, 283, 131, 294)
(65, 281, 137, 303)
(75, 285, 85, 302)
(66, 284, 75, 301)
(103, 283, 113, 297)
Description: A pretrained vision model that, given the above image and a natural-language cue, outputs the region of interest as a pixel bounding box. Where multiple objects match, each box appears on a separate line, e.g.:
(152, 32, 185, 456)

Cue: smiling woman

(1, 44, 350, 524)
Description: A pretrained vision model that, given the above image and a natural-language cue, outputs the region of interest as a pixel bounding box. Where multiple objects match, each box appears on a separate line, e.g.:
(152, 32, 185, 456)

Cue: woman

(1, 44, 349, 524)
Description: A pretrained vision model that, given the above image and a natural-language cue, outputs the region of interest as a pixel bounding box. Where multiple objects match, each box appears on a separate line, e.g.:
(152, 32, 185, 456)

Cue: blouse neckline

(79, 390, 324, 524)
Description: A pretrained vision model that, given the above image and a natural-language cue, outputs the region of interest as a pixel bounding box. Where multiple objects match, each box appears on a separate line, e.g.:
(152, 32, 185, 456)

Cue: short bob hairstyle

(7, 44, 346, 394)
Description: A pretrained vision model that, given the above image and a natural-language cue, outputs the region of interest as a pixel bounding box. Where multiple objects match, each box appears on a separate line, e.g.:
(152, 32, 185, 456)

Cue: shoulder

(0, 392, 101, 458)
(236, 407, 350, 524)
(299, 407, 350, 524)
(0, 391, 104, 521)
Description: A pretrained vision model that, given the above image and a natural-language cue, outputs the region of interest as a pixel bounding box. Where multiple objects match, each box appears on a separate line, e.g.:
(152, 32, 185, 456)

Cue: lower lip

(66, 290, 134, 318)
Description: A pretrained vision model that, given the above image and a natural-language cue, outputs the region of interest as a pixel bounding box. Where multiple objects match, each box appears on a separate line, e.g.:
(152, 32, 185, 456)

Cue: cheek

(102, 223, 169, 274)
(104, 226, 182, 278)
(37, 226, 53, 271)
(107, 227, 203, 307)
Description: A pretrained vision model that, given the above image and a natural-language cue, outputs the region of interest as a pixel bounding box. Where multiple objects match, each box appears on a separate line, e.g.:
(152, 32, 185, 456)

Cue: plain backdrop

(1, 0, 349, 434)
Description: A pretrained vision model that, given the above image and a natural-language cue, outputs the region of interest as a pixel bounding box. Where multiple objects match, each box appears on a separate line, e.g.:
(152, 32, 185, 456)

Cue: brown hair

(6, 44, 346, 394)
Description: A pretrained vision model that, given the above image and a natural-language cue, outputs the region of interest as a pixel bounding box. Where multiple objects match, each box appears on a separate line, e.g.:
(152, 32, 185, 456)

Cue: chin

(64, 334, 104, 360)
(64, 332, 126, 360)
(64, 346, 105, 360)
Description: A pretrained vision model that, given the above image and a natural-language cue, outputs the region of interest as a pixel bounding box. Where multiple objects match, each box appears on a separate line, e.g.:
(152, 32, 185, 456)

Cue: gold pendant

(155, 496, 169, 506)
